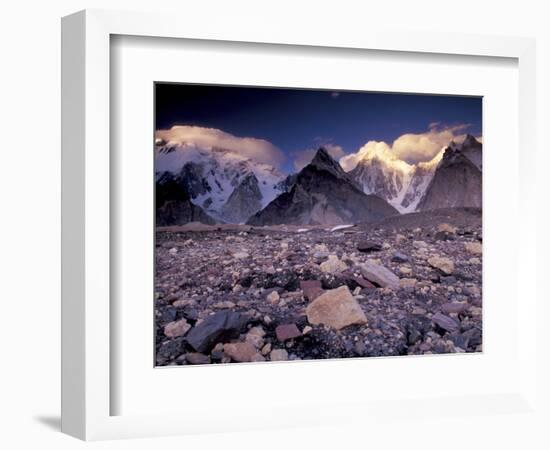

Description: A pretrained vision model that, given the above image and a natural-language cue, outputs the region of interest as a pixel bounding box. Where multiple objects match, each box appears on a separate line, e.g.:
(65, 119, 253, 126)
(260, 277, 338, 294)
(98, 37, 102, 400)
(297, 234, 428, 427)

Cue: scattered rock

(438, 223, 457, 233)
(157, 338, 185, 362)
(349, 275, 375, 289)
(266, 291, 280, 304)
(172, 298, 196, 308)
(356, 240, 382, 253)
(428, 256, 455, 275)
(213, 300, 236, 309)
(435, 231, 455, 241)
(391, 251, 409, 263)
(359, 261, 400, 289)
(232, 251, 250, 259)
(306, 286, 367, 330)
(399, 278, 417, 288)
(270, 349, 289, 361)
(354, 341, 366, 356)
(413, 240, 428, 249)
(300, 280, 324, 301)
(246, 326, 266, 348)
(320, 255, 347, 274)
(156, 208, 483, 364)
(464, 241, 482, 255)
(440, 302, 469, 314)
(164, 319, 191, 338)
(275, 323, 302, 341)
(185, 352, 211, 365)
(186, 311, 248, 353)
(223, 342, 264, 362)
(432, 312, 460, 333)
(210, 343, 225, 361)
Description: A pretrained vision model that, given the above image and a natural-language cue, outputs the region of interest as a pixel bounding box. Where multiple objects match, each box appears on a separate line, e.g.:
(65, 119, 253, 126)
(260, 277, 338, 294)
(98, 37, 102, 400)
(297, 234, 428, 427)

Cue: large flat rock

(306, 286, 367, 330)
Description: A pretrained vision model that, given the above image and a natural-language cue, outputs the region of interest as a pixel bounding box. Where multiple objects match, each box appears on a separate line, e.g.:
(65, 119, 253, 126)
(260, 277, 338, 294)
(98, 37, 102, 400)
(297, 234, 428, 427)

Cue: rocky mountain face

(417, 135, 482, 211)
(247, 148, 399, 226)
(347, 146, 443, 213)
(220, 173, 263, 224)
(156, 174, 215, 226)
(155, 140, 286, 223)
(399, 158, 443, 211)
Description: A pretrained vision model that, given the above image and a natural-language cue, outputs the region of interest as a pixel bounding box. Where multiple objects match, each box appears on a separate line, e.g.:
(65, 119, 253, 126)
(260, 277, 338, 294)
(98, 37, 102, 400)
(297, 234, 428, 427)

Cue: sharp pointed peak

(309, 146, 343, 173)
(462, 134, 480, 147)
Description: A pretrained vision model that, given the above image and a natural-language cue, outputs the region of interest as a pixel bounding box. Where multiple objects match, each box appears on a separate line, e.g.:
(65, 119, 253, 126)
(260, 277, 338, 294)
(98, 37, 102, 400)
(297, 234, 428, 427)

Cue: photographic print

(154, 84, 482, 366)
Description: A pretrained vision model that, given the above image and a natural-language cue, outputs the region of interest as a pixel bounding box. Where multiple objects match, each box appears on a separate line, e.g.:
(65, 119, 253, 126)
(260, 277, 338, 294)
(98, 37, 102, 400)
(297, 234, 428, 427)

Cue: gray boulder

(359, 261, 400, 289)
(186, 311, 249, 353)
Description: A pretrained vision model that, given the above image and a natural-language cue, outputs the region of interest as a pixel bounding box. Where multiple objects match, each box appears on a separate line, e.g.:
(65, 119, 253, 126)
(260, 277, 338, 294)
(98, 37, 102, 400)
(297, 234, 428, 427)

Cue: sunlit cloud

(392, 123, 471, 164)
(339, 123, 476, 170)
(155, 125, 285, 168)
(292, 143, 345, 171)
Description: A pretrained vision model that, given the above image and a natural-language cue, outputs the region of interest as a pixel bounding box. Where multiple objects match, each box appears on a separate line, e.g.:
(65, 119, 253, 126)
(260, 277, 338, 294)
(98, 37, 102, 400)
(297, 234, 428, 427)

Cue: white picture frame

(61, 9, 540, 441)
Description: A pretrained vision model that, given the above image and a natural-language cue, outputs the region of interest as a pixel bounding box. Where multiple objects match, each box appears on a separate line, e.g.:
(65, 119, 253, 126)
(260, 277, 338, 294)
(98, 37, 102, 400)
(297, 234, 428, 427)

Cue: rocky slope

(417, 135, 482, 211)
(155, 208, 482, 365)
(156, 174, 215, 226)
(247, 148, 399, 226)
(220, 173, 263, 223)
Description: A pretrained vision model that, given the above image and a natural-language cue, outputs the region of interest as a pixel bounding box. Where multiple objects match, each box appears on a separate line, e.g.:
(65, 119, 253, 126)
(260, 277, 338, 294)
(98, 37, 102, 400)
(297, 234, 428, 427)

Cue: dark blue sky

(155, 83, 482, 173)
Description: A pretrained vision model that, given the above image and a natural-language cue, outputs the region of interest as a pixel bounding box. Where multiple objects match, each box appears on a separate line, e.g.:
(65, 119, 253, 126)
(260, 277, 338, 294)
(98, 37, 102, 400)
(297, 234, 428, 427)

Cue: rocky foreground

(155, 208, 482, 366)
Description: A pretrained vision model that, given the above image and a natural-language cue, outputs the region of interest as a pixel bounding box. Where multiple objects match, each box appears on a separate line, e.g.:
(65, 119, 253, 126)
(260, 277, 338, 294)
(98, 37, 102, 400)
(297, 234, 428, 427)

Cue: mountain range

(155, 139, 287, 223)
(155, 134, 482, 226)
(247, 147, 398, 226)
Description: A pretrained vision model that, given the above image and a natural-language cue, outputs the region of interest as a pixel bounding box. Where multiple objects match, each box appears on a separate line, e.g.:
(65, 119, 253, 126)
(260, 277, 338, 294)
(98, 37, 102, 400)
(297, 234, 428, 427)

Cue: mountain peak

(309, 147, 346, 177)
(311, 146, 334, 164)
(462, 134, 480, 148)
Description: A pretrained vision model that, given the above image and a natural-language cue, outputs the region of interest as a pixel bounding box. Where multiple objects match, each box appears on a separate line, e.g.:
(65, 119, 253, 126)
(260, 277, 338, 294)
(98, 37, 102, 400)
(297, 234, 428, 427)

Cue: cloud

(331, 92, 340, 99)
(155, 125, 285, 168)
(391, 123, 471, 164)
(292, 143, 345, 171)
(340, 123, 475, 170)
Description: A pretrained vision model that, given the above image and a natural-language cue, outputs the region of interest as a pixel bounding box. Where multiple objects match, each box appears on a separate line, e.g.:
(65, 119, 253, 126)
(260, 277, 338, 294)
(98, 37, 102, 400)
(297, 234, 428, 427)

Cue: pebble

(185, 352, 211, 365)
(275, 323, 302, 341)
(319, 255, 348, 274)
(266, 291, 280, 304)
(223, 342, 264, 362)
(359, 261, 400, 289)
(391, 251, 409, 263)
(428, 256, 455, 275)
(164, 319, 191, 338)
(270, 349, 289, 361)
(464, 242, 482, 255)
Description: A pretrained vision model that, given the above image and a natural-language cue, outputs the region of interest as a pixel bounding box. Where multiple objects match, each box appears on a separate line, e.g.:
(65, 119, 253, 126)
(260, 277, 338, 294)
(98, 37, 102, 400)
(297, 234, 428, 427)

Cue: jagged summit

(310, 147, 346, 176)
(462, 134, 481, 148)
(417, 136, 482, 211)
(247, 147, 398, 226)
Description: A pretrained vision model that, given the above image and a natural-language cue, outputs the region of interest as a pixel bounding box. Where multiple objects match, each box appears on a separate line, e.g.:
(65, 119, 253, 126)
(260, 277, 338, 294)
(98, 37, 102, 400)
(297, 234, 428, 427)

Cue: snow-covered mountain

(155, 139, 286, 223)
(346, 143, 444, 213)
